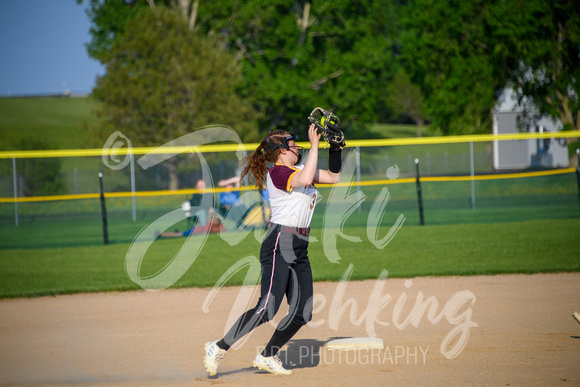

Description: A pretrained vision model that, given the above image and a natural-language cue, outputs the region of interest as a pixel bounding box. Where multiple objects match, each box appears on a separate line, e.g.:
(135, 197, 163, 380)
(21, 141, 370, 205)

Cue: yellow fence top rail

(1, 131, 578, 159)
(0, 167, 575, 204)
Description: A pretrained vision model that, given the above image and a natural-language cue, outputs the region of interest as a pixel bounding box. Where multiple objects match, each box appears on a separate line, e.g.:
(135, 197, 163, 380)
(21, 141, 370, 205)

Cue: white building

(492, 90, 569, 169)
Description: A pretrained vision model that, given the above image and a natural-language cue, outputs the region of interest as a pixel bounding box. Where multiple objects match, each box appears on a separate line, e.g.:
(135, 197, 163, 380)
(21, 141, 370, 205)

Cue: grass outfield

(1, 204, 578, 249)
(1, 98, 578, 300)
(2, 172, 578, 249)
(0, 97, 103, 150)
(0, 219, 578, 298)
(0, 97, 426, 151)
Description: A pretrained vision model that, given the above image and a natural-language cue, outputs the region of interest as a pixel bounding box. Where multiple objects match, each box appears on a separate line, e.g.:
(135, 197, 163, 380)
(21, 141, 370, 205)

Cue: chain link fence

(1, 134, 579, 249)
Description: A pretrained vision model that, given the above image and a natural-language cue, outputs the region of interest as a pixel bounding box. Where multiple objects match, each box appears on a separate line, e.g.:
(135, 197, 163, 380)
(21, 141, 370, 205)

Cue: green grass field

(1, 97, 578, 300)
(2, 172, 578, 248)
(1, 203, 578, 250)
(0, 97, 103, 150)
(0, 219, 578, 299)
(0, 97, 427, 151)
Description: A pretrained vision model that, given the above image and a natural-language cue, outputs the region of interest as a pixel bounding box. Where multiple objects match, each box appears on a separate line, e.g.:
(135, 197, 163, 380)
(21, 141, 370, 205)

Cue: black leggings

(217, 224, 313, 356)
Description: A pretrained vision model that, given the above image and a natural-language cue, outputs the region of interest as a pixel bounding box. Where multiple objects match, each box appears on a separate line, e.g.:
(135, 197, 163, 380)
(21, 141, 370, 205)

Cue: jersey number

(310, 193, 317, 210)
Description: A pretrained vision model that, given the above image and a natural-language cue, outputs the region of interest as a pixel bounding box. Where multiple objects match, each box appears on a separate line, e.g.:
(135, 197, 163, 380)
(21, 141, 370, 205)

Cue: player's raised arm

(290, 124, 320, 188)
(310, 107, 345, 185)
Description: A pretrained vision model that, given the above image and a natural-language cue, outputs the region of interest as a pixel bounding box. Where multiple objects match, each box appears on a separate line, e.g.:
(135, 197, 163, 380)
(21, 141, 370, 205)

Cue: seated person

(260, 188, 269, 203)
(158, 216, 223, 238)
(157, 179, 221, 238)
(217, 176, 242, 215)
(188, 179, 215, 227)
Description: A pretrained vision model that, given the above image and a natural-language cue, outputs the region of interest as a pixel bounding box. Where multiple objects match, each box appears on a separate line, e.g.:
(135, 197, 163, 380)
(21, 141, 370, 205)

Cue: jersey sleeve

(269, 165, 298, 192)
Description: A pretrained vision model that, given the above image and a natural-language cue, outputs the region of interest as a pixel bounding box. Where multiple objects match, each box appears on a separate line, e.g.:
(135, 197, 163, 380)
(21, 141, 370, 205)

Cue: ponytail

(240, 130, 291, 189)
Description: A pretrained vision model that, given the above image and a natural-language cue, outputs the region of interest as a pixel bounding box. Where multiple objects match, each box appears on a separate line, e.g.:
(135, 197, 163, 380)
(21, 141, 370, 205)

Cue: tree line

(79, 0, 579, 142)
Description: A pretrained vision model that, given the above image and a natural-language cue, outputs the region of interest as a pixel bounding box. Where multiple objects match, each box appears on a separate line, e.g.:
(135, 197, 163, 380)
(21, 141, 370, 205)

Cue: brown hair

(240, 130, 292, 189)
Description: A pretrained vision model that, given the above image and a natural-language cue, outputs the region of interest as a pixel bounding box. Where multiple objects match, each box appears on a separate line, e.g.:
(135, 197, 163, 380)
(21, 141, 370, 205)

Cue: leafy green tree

(195, 0, 399, 137)
(78, 0, 201, 62)
(81, 0, 400, 137)
(399, 0, 503, 135)
(399, 0, 580, 136)
(82, 0, 579, 139)
(490, 0, 580, 132)
(384, 68, 426, 137)
(92, 6, 260, 190)
(78, 0, 151, 63)
(15, 139, 66, 196)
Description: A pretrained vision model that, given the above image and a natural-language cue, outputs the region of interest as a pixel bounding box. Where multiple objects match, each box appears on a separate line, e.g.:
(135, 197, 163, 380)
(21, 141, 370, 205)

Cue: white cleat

(204, 341, 226, 376)
(252, 353, 292, 375)
(574, 312, 580, 324)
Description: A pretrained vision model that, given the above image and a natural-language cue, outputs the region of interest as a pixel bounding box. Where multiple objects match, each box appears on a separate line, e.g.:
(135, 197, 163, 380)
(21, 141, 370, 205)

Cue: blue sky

(0, 0, 104, 96)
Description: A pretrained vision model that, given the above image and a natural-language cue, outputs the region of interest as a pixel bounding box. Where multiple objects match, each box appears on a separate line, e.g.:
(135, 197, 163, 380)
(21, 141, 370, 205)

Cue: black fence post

(259, 188, 268, 226)
(576, 149, 580, 207)
(99, 172, 109, 245)
(415, 158, 425, 226)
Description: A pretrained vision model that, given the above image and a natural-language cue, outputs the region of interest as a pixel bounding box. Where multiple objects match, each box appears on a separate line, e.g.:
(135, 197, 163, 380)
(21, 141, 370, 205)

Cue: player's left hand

(308, 123, 321, 149)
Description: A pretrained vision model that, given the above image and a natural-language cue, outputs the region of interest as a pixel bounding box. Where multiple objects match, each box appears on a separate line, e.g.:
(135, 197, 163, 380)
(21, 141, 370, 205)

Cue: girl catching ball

(204, 122, 343, 376)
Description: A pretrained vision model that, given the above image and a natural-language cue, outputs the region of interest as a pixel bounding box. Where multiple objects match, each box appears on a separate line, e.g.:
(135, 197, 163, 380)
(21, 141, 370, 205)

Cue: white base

(326, 337, 384, 350)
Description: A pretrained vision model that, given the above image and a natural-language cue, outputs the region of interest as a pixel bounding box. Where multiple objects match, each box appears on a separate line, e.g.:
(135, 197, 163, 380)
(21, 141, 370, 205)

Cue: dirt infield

(1, 273, 579, 386)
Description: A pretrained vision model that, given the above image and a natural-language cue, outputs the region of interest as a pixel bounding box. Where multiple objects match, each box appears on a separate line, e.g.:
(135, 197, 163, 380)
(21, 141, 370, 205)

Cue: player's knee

(292, 314, 311, 327)
(256, 304, 283, 324)
(292, 316, 308, 327)
(255, 294, 284, 323)
(292, 305, 312, 326)
(303, 301, 313, 323)
(254, 307, 273, 324)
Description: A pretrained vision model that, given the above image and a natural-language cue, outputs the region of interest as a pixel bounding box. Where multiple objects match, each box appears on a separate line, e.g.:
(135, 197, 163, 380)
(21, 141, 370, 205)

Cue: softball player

(204, 123, 342, 376)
